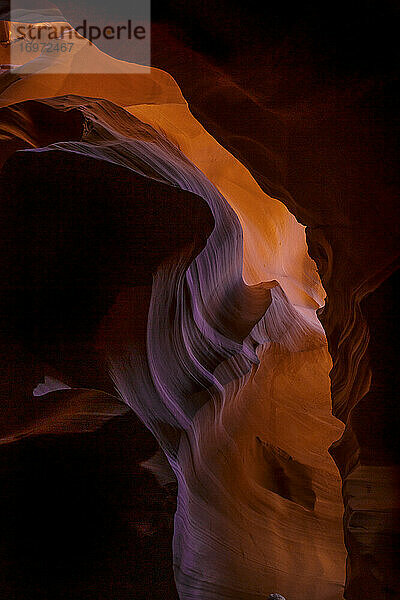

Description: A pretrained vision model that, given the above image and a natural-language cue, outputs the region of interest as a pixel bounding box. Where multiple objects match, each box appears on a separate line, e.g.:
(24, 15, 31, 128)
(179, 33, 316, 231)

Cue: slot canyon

(0, 1, 398, 599)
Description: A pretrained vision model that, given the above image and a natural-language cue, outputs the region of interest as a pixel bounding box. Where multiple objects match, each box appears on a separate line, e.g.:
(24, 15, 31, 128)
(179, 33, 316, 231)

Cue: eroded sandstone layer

(0, 4, 398, 599)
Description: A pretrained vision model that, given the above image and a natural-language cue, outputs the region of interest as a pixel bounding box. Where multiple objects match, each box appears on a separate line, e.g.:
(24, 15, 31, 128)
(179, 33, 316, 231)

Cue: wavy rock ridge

(2, 12, 394, 599)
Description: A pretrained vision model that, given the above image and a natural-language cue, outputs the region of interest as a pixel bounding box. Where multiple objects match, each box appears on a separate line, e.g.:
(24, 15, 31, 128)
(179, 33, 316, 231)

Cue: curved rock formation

(0, 3, 398, 599)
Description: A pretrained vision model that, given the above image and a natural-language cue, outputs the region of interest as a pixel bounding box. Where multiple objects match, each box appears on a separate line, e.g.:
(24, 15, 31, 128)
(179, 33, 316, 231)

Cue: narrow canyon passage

(0, 4, 398, 599)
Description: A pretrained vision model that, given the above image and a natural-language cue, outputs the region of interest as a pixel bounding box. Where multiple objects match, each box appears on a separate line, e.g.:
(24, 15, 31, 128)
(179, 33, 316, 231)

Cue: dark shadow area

(0, 412, 179, 600)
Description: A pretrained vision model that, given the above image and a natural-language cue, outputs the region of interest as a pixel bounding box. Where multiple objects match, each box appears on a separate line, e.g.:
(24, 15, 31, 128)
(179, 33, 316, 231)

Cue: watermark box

(8, 0, 151, 73)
